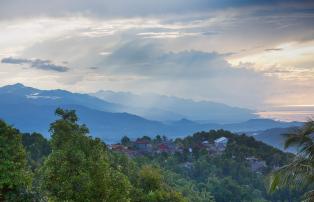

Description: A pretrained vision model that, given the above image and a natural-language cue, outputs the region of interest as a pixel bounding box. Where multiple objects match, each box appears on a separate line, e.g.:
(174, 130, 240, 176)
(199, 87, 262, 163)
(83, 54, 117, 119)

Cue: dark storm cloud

(1, 57, 69, 72)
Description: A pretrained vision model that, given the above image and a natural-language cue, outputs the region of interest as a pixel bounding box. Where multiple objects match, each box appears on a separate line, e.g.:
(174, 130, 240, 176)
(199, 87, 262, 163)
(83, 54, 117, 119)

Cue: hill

(91, 90, 257, 123)
(0, 83, 302, 143)
(0, 83, 122, 111)
(113, 130, 303, 201)
(250, 127, 300, 153)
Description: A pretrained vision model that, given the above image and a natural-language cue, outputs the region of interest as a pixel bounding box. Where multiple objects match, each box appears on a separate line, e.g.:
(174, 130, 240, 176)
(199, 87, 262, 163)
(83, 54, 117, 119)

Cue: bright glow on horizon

(257, 111, 314, 122)
(228, 41, 314, 81)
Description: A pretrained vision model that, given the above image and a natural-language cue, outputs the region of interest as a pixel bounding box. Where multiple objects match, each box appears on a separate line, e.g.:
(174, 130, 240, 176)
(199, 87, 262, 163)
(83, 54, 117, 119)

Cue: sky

(0, 0, 313, 121)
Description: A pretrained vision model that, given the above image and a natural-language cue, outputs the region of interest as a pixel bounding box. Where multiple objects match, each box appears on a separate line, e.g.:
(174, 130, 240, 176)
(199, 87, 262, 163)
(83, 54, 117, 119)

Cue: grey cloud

(96, 41, 277, 108)
(202, 31, 219, 36)
(264, 48, 283, 51)
(1, 57, 33, 64)
(0, 0, 312, 19)
(101, 41, 264, 80)
(89, 67, 99, 70)
(1, 57, 69, 72)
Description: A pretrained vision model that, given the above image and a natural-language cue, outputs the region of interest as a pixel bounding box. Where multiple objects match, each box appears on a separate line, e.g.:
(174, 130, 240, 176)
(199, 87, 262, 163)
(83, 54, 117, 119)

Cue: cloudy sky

(0, 0, 313, 120)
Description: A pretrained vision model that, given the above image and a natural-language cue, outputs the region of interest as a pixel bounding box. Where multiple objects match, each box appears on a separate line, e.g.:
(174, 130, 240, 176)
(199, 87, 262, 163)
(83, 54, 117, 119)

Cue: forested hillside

(114, 131, 305, 201)
(0, 108, 305, 201)
(0, 109, 186, 201)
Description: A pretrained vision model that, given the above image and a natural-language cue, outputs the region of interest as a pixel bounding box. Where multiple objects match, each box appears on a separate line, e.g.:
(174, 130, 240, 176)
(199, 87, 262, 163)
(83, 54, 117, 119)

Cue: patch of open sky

(257, 105, 314, 121)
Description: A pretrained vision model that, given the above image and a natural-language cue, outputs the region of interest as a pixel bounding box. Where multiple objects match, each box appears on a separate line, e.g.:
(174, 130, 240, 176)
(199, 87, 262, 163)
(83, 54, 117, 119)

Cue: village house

(205, 137, 229, 155)
(201, 140, 210, 146)
(155, 139, 177, 154)
(175, 146, 184, 154)
(156, 143, 171, 154)
(134, 139, 152, 153)
(110, 144, 141, 158)
(214, 137, 229, 151)
(110, 144, 127, 151)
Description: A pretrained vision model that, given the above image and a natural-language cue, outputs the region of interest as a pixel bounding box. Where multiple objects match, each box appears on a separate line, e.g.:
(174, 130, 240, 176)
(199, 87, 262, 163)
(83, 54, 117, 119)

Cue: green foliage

(163, 170, 215, 202)
(22, 132, 51, 170)
(154, 135, 162, 144)
(121, 136, 131, 146)
(132, 130, 301, 201)
(40, 108, 131, 201)
(268, 120, 314, 201)
(108, 152, 187, 202)
(0, 108, 187, 201)
(2, 107, 306, 202)
(139, 166, 162, 192)
(0, 120, 32, 201)
(132, 165, 186, 202)
(205, 176, 266, 202)
(138, 136, 151, 142)
(145, 189, 187, 202)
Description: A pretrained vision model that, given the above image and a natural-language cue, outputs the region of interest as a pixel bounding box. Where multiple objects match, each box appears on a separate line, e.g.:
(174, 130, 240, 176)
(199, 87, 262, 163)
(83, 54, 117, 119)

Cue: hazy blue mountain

(91, 90, 257, 123)
(223, 118, 302, 132)
(0, 101, 164, 142)
(0, 83, 303, 144)
(0, 83, 122, 112)
(247, 127, 300, 153)
(168, 118, 302, 136)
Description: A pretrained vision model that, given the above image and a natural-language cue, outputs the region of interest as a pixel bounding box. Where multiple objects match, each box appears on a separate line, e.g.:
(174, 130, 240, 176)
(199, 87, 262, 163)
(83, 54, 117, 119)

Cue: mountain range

(247, 127, 300, 153)
(91, 90, 257, 123)
(0, 83, 303, 143)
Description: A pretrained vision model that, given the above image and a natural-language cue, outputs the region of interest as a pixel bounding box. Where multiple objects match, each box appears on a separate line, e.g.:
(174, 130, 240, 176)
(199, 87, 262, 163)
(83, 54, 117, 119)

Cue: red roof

(158, 143, 171, 152)
(159, 144, 169, 149)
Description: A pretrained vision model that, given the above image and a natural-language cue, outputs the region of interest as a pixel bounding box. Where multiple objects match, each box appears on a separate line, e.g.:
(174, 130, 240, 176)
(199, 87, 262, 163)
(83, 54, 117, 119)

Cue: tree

(0, 120, 31, 201)
(139, 166, 162, 193)
(154, 135, 162, 143)
(22, 132, 51, 170)
(138, 136, 151, 142)
(163, 170, 215, 202)
(121, 136, 131, 146)
(40, 108, 131, 201)
(134, 165, 187, 202)
(269, 120, 314, 201)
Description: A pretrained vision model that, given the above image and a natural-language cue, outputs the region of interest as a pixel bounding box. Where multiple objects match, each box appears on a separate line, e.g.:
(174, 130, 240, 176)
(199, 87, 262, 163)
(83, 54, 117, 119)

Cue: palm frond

(268, 151, 314, 192)
(302, 189, 314, 202)
(268, 120, 314, 201)
(284, 134, 303, 149)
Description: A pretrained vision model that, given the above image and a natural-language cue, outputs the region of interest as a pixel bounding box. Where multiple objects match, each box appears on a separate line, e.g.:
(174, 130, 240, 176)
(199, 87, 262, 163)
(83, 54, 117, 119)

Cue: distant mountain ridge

(91, 90, 257, 123)
(0, 83, 122, 112)
(225, 119, 302, 132)
(247, 127, 300, 153)
(0, 83, 303, 143)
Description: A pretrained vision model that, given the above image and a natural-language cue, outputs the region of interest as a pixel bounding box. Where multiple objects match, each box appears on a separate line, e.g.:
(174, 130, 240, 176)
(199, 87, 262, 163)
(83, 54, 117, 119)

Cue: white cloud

(228, 40, 314, 80)
(137, 32, 201, 39)
(0, 0, 313, 114)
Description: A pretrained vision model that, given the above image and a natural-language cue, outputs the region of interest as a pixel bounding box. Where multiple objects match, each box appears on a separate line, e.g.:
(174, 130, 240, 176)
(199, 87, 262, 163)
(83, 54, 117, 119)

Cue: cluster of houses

(108, 139, 178, 157)
(201, 136, 229, 155)
(109, 136, 230, 158)
(108, 136, 267, 173)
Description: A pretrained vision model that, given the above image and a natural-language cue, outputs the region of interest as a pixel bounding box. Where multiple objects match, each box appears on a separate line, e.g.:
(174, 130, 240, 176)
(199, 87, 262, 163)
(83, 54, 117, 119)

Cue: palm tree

(269, 119, 314, 201)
